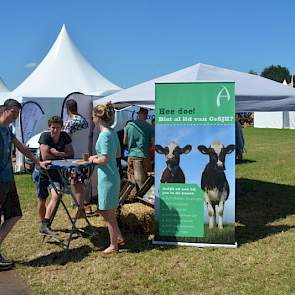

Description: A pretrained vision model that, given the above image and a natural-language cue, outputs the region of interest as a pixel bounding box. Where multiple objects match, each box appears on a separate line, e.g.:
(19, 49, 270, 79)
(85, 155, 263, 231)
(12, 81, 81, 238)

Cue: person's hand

(50, 148, 64, 158)
(49, 148, 60, 157)
(88, 156, 96, 164)
(50, 148, 58, 154)
(39, 160, 51, 170)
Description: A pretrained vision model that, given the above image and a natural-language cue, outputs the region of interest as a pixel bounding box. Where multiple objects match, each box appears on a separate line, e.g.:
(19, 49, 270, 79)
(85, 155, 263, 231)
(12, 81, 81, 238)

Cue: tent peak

(0, 77, 10, 92)
(12, 25, 121, 97)
(60, 24, 68, 35)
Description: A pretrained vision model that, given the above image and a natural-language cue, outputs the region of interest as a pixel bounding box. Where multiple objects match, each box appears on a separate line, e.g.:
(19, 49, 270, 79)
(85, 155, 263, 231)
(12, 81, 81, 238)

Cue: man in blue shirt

(0, 99, 49, 271)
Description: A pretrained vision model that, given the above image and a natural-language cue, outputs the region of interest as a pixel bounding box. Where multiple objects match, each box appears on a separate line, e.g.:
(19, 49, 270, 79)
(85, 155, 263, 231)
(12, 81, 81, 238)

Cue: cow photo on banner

(154, 82, 237, 248)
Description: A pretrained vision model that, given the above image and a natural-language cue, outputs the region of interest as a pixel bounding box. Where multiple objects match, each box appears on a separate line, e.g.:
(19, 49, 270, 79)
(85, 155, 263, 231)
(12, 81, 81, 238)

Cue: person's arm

(123, 125, 129, 146)
(40, 144, 55, 160)
(88, 132, 110, 165)
(0, 134, 4, 171)
(13, 138, 50, 169)
(150, 136, 155, 147)
(39, 132, 55, 160)
(48, 144, 74, 159)
(150, 125, 155, 147)
(123, 131, 128, 146)
(116, 133, 121, 158)
(63, 143, 74, 158)
(88, 154, 108, 165)
(63, 120, 71, 134)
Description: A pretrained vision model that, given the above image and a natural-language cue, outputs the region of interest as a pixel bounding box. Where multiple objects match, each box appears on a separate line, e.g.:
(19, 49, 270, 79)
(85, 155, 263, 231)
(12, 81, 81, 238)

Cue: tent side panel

(254, 112, 283, 129)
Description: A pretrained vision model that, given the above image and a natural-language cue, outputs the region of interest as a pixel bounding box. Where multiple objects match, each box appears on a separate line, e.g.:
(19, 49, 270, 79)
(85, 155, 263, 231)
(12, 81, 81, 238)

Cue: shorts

(0, 181, 22, 221)
(32, 169, 61, 200)
(127, 157, 151, 185)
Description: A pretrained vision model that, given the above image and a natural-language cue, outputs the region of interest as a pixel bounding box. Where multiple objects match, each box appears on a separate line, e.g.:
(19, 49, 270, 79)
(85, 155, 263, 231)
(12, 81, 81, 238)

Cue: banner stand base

(152, 240, 238, 249)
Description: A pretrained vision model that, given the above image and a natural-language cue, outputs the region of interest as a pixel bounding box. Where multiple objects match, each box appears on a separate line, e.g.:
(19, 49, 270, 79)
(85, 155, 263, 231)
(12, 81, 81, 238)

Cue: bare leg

(37, 199, 46, 220)
(99, 209, 123, 252)
(71, 183, 85, 208)
(44, 188, 60, 220)
(0, 216, 21, 245)
(83, 183, 92, 205)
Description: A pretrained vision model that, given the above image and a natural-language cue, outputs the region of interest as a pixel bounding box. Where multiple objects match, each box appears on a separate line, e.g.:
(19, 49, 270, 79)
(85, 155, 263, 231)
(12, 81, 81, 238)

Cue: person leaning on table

(88, 102, 124, 255)
(33, 115, 85, 237)
(0, 99, 50, 271)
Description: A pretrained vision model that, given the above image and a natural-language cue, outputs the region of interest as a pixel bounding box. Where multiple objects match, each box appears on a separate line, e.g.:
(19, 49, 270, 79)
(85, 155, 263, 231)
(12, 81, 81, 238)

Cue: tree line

(249, 65, 293, 85)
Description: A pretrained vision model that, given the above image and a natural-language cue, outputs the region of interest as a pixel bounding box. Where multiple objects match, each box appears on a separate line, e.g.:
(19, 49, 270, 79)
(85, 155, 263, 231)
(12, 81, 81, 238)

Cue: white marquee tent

(253, 109, 295, 129)
(0, 78, 11, 102)
(3, 24, 121, 171)
(0, 77, 10, 93)
(254, 79, 295, 129)
(94, 63, 295, 114)
(0, 25, 121, 106)
(13, 25, 121, 98)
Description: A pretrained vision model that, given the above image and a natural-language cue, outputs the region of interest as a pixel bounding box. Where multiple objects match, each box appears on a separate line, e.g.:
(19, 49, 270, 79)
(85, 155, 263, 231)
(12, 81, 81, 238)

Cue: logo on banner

(216, 86, 231, 108)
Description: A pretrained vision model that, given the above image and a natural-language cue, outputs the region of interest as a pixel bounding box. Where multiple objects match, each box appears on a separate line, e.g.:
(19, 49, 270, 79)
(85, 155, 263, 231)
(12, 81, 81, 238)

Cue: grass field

(155, 224, 235, 245)
(3, 128, 295, 294)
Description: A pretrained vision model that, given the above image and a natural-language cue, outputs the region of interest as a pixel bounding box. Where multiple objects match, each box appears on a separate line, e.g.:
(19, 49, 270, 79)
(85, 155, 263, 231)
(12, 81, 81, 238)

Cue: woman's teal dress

(96, 129, 120, 210)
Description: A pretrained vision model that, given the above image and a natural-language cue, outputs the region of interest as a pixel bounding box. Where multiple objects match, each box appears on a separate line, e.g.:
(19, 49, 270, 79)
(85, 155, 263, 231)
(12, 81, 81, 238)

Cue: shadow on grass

(14, 170, 30, 175)
(21, 225, 109, 266)
(22, 177, 295, 261)
(236, 178, 295, 245)
(21, 245, 93, 267)
(90, 227, 157, 254)
(236, 158, 256, 165)
(55, 224, 158, 254)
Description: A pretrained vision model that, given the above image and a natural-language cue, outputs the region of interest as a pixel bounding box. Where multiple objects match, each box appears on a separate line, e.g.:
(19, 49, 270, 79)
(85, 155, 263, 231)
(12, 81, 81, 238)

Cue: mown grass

(3, 127, 295, 294)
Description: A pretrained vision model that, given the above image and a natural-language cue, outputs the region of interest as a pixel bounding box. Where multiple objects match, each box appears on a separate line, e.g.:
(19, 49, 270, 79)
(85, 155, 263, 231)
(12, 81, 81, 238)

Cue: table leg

(43, 168, 97, 252)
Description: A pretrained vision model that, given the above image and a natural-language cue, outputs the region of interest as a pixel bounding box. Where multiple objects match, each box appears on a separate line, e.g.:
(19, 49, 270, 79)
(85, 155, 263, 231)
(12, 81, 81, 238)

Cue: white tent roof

(0, 78, 11, 104)
(94, 63, 295, 112)
(0, 77, 9, 92)
(12, 24, 121, 98)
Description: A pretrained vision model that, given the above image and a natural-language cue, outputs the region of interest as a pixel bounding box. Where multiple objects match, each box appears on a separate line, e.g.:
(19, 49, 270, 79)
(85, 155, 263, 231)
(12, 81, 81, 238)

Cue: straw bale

(119, 203, 155, 234)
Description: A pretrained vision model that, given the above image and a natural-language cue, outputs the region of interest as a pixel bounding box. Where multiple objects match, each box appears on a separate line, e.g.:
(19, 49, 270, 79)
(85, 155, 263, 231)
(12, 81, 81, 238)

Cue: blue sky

(1, 0, 294, 90)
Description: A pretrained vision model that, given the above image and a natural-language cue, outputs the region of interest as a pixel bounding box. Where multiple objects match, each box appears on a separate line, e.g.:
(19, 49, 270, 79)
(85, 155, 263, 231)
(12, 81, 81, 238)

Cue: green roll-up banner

(154, 82, 237, 248)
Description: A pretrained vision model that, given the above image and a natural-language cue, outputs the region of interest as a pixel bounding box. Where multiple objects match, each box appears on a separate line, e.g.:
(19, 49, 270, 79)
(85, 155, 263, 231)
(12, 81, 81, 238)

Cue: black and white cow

(155, 142, 192, 183)
(198, 140, 235, 229)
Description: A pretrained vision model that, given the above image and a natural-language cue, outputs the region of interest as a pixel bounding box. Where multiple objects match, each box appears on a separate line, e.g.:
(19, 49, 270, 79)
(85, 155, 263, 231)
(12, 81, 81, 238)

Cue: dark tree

(261, 65, 291, 83)
(248, 70, 257, 75)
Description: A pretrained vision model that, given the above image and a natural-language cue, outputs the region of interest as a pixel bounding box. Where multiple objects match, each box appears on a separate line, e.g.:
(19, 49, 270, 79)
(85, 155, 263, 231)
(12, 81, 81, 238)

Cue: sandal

(102, 248, 118, 256)
(117, 239, 126, 247)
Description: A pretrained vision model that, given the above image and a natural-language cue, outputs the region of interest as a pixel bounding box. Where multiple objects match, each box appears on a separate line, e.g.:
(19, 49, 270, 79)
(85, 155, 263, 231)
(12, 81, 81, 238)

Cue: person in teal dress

(88, 102, 124, 254)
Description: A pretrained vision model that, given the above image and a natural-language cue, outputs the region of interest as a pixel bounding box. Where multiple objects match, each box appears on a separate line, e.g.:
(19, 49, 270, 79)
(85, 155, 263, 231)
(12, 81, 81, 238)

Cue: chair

(136, 172, 154, 208)
(119, 177, 135, 206)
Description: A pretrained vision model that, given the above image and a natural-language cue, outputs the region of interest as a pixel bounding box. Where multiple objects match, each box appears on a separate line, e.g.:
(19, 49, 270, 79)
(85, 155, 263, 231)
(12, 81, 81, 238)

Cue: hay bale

(119, 203, 154, 234)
